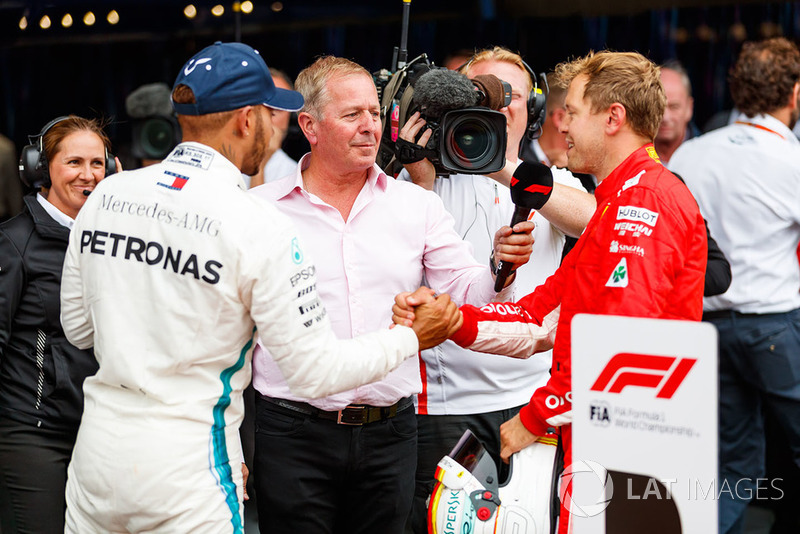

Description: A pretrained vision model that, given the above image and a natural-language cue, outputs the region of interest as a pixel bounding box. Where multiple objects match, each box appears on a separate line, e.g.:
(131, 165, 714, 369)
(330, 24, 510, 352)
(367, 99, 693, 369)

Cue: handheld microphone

(83, 190, 91, 196)
(494, 161, 554, 291)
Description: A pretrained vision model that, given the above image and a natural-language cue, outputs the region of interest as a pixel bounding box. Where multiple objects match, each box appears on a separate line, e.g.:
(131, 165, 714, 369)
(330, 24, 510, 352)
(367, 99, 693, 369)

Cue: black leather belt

(260, 395, 414, 426)
(703, 309, 785, 320)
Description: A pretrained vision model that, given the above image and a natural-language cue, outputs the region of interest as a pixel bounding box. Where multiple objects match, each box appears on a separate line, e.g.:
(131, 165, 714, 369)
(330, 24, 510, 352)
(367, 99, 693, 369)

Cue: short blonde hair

(555, 51, 665, 140)
(460, 46, 533, 94)
(295, 56, 372, 119)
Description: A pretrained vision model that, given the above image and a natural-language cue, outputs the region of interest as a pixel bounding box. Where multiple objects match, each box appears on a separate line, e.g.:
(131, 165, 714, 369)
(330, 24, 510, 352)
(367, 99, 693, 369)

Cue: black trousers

(405, 406, 524, 534)
(254, 396, 417, 534)
(0, 417, 76, 534)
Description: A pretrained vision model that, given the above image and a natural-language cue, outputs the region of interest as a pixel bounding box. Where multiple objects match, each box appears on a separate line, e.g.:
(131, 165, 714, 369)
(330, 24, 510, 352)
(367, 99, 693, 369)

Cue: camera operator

(397, 46, 596, 534)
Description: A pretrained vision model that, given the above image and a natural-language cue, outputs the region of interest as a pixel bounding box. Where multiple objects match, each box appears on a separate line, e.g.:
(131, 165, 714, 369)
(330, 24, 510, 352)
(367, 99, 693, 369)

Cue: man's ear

(233, 106, 253, 138)
(297, 112, 317, 145)
(790, 82, 800, 111)
(606, 103, 627, 135)
(551, 107, 567, 130)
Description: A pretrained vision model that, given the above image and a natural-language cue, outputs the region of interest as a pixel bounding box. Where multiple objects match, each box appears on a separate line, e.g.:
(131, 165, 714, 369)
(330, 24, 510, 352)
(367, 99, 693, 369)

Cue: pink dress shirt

(249, 154, 503, 410)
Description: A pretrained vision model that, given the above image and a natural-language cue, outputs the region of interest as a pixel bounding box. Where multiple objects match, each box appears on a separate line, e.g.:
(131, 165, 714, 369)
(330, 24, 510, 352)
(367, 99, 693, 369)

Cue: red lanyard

(735, 120, 786, 140)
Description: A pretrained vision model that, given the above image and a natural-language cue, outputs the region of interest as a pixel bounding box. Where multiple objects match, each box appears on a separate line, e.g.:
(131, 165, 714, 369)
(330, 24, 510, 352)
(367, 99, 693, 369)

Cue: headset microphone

(493, 161, 554, 292)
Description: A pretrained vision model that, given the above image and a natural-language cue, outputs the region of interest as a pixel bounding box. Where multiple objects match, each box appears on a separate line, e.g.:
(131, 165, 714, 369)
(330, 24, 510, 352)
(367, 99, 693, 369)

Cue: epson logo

(289, 266, 316, 287)
(617, 206, 659, 227)
(591, 353, 697, 399)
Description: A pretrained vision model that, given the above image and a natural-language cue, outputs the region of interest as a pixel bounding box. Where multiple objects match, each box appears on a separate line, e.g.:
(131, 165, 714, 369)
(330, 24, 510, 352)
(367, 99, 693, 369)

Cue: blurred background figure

(442, 49, 473, 71)
(529, 72, 569, 169)
(670, 37, 800, 534)
(656, 60, 699, 165)
(0, 133, 22, 222)
(124, 82, 181, 169)
(247, 68, 299, 188)
(0, 115, 113, 534)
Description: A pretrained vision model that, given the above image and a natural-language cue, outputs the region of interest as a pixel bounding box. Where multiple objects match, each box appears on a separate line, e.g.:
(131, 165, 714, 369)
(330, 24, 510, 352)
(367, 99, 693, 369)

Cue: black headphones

(520, 59, 548, 142)
(19, 116, 117, 190)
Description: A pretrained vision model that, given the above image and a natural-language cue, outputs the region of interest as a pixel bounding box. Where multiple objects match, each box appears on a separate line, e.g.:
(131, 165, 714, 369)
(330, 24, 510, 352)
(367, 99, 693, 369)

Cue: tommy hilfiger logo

(157, 170, 190, 191)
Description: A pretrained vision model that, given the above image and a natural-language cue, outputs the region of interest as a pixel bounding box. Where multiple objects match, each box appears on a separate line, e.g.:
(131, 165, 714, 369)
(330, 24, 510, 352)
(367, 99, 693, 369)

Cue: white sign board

(570, 314, 717, 534)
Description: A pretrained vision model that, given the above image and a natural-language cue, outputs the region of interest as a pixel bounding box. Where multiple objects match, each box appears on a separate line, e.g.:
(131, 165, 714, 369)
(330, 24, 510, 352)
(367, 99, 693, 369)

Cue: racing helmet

(428, 429, 561, 534)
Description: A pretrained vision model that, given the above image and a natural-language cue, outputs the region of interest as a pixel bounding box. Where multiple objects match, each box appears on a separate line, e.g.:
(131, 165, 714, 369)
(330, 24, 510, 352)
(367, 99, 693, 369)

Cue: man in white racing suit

(59, 42, 461, 534)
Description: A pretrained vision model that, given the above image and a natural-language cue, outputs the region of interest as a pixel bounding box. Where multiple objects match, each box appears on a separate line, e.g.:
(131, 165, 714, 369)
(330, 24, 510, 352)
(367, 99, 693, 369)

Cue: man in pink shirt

(249, 56, 534, 534)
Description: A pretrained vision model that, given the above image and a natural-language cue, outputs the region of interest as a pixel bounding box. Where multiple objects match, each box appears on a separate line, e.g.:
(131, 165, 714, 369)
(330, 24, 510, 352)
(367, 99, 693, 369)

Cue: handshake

(392, 287, 463, 351)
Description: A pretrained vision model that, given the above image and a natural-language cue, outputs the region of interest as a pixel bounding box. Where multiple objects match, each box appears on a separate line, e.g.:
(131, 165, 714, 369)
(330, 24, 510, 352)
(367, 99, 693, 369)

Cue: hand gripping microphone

(493, 161, 554, 291)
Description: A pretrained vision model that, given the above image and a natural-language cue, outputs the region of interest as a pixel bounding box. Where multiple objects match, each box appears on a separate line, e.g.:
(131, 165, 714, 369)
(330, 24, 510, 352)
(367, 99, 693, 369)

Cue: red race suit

(450, 145, 707, 532)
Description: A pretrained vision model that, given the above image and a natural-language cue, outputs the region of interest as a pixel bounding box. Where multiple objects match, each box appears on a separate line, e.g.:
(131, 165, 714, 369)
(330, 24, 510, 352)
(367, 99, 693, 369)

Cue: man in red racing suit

(451, 140, 708, 455)
(395, 51, 707, 534)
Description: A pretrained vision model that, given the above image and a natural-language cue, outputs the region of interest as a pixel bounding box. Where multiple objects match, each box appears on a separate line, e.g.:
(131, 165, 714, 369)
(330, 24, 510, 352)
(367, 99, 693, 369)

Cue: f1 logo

(525, 183, 553, 195)
(590, 353, 697, 399)
(510, 176, 553, 196)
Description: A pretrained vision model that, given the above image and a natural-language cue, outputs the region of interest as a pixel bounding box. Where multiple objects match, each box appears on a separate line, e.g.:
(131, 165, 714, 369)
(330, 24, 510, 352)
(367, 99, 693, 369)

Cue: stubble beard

(243, 113, 269, 176)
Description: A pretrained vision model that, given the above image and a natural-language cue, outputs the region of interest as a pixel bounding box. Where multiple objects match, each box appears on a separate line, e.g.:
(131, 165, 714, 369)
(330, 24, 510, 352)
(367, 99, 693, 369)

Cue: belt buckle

(337, 405, 367, 425)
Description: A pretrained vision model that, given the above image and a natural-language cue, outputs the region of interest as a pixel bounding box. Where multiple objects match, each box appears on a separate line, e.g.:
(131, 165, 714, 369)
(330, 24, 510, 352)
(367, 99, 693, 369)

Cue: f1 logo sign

(590, 353, 697, 399)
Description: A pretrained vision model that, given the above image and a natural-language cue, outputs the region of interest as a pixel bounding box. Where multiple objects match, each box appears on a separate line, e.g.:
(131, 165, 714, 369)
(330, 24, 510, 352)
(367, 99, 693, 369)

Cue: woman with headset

(0, 115, 116, 533)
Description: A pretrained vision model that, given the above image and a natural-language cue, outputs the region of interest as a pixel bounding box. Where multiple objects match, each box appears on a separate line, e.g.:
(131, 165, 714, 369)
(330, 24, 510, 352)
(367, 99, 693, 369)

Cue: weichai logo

(590, 353, 697, 399)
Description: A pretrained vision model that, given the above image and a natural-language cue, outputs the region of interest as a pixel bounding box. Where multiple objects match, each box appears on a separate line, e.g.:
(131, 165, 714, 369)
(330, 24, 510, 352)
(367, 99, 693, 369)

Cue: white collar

(37, 192, 75, 229)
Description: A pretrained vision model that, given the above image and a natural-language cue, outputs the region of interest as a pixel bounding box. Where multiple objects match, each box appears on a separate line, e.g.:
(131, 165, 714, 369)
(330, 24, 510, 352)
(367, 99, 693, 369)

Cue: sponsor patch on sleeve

(609, 240, 646, 257)
(616, 205, 659, 226)
(605, 258, 629, 288)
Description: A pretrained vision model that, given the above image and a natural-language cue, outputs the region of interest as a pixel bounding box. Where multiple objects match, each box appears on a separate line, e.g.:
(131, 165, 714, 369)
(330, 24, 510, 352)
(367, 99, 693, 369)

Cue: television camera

(374, 1, 547, 177)
(375, 53, 512, 176)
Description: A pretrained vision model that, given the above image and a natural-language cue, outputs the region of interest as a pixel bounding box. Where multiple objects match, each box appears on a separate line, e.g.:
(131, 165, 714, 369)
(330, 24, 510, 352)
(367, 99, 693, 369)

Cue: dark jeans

(405, 406, 523, 534)
(0, 417, 76, 534)
(707, 309, 800, 534)
(254, 396, 417, 534)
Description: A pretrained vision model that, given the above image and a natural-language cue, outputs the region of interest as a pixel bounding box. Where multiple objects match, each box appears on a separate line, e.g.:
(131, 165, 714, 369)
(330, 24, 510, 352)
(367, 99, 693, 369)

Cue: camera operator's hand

(399, 112, 436, 190)
(492, 220, 535, 289)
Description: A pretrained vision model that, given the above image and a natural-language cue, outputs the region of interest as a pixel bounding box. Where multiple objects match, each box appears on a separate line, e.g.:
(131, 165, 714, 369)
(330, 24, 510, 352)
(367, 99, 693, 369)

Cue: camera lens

(139, 118, 176, 159)
(445, 115, 498, 169)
